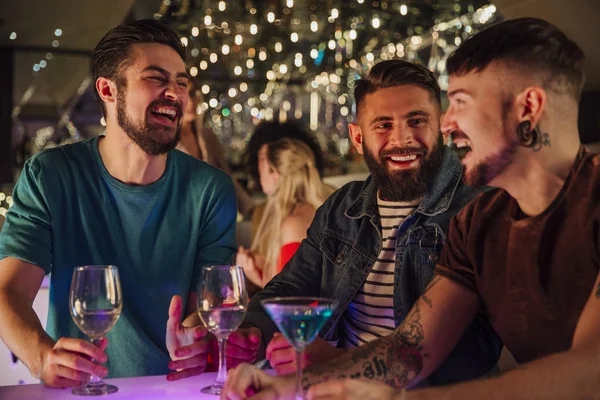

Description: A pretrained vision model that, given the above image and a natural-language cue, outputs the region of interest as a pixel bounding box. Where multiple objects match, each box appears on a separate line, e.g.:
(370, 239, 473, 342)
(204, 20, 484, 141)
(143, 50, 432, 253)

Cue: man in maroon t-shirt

(219, 18, 600, 400)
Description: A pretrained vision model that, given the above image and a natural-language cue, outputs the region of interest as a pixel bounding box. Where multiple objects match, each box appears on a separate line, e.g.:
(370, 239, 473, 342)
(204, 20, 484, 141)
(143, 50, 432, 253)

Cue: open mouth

(450, 132, 473, 161)
(149, 106, 179, 124)
(385, 153, 422, 168)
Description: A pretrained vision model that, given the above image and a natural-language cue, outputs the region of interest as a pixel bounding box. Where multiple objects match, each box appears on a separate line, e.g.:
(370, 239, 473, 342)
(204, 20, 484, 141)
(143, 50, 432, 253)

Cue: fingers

(227, 343, 258, 361)
(221, 364, 265, 400)
(52, 364, 92, 382)
(173, 337, 211, 359)
(266, 332, 290, 360)
(166, 365, 207, 381)
(168, 295, 184, 325)
(50, 349, 108, 377)
(55, 338, 107, 364)
(228, 330, 261, 351)
(307, 381, 346, 400)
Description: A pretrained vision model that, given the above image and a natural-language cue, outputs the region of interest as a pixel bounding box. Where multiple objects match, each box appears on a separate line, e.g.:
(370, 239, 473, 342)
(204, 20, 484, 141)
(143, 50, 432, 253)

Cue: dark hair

(446, 18, 585, 99)
(353, 60, 441, 113)
(92, 19, 187, 115)
(244, 121, 324, 187)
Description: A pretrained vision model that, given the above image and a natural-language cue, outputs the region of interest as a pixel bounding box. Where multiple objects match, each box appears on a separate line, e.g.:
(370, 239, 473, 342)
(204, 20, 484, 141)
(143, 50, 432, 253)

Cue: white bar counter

(0, 373, 225, 400)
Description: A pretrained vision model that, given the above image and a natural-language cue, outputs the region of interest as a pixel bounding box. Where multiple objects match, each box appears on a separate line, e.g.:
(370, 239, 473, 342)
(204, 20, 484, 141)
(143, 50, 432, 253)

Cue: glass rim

(203, 265, 244, 271)
(260, 296, 338, 306)
(74, 265, 119, 272)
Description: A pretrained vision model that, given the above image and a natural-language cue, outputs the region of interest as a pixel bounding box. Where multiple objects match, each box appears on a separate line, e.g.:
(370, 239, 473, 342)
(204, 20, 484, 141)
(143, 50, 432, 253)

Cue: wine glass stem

(296, 350, 303, 400)
(88, 338, 103, 385)
(216, 337, 227, 384)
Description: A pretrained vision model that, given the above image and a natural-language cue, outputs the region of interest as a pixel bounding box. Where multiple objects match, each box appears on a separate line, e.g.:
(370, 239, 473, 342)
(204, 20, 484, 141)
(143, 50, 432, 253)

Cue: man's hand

(39, 337, 108, 388)
(307, 379, 403, 400)
(166, 295, 211, 381)
(267, 334, 348, 375)
(221, 363, 295, 400)
(227, 327, 262, 369)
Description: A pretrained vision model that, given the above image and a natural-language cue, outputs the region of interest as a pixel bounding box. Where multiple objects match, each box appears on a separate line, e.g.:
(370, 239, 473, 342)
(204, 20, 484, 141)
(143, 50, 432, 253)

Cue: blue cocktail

(261, 297, 338, 400)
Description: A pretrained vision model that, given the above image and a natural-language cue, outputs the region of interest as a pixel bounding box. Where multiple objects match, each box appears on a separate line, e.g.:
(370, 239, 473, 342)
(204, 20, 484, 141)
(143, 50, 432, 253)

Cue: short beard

(463, 99, 519, 187)
(116, 83, 182, 156)
(464, 139, 518, 187)
(364, 138, 445, 202)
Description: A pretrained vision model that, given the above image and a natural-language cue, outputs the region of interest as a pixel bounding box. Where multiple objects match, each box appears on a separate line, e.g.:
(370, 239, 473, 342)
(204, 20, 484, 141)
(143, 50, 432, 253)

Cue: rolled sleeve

(0, 161, 52, 273)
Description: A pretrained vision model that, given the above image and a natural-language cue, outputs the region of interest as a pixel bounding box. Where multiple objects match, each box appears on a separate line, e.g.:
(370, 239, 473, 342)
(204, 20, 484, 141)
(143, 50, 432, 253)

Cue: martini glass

(261, 297, 337, 400)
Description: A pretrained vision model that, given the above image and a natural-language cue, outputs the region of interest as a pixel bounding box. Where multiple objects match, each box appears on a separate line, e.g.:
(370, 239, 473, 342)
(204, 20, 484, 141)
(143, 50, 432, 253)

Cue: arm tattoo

(300, 300, 426, 391)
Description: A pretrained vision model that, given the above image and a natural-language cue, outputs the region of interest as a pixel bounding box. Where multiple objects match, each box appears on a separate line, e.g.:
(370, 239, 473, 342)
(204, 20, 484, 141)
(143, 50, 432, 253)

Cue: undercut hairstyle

(92, 19, 187, 116)
(446, 17, 585, 100)
(353, 60, 441, 114)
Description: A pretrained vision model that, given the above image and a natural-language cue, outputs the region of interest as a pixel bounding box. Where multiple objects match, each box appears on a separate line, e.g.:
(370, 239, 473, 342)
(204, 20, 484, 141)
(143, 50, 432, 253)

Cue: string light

(218, 1, 226, 11)
(400, 4, 408, 16)
(9, 32, 16, 40)
(311, 21, 318, 32)
(250, 24, 258, 35)
(267, 12, 275, 23)
(290, 32, 298, 42)
(204, 15, 212, 25)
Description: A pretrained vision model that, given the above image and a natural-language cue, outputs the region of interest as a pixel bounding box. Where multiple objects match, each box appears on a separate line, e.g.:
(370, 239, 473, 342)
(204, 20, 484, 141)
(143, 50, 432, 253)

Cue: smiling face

(350, 84, 444, 201)
(115, 42, 190, 155)
(442, 62, 520, 187)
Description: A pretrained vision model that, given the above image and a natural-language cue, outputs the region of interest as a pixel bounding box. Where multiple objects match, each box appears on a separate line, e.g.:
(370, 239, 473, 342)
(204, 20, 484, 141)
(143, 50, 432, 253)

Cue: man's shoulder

(455, 187, 509, 224)
(171, 149, 233, 186)
(329, 179, 370, 201)
(25, 139, 94, 173)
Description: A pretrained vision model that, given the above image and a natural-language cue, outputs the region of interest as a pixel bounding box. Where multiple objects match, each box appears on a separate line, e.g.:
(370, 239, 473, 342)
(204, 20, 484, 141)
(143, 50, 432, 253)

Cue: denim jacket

(244, 147, 502, 386)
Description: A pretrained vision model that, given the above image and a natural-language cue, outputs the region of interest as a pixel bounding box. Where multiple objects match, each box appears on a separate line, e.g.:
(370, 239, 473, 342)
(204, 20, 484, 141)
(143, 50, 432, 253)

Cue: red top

(277, 242, 301, 273)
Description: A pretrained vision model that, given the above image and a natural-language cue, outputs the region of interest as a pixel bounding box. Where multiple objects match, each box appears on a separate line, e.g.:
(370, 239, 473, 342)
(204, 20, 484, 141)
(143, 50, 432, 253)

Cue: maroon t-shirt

(436, 147, 600, 364)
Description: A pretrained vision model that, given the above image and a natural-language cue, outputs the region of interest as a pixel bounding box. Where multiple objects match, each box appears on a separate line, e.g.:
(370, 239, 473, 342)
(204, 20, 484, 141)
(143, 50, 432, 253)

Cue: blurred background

(0, 0, 599, 213)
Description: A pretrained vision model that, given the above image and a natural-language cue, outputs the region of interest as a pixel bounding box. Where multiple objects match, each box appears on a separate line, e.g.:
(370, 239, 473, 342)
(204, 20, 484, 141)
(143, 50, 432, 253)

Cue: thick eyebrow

(369, 116, 393, 126)
(447, 88, 473, 98)
(402, 110, 431, 119)
(140, 65, 191, 81)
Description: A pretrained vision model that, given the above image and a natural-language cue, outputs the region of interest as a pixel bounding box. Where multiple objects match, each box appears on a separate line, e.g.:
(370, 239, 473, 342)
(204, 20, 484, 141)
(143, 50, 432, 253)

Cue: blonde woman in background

(237, 138, 333, 288)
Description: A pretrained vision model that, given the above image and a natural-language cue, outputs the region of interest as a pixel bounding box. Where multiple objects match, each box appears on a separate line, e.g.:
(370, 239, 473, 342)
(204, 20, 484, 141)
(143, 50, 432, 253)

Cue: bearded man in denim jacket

(233, 60, 501, 386)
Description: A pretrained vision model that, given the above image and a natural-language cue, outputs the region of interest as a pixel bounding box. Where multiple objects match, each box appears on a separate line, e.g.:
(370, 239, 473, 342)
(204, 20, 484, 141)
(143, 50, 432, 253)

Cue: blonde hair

(251, 138, 332, 281)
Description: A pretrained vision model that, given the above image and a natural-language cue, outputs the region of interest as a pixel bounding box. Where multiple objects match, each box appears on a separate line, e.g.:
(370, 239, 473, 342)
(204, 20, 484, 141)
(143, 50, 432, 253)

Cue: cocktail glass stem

(295, 349, 304, 400)
(216, 337, 227, 385)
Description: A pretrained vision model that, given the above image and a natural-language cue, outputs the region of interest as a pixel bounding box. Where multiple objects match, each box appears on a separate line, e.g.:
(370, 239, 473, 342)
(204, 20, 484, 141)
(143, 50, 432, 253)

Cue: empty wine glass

(69, 265, 122, 396)
(261, 297, 338, 400)
(197, 265, 248, 395)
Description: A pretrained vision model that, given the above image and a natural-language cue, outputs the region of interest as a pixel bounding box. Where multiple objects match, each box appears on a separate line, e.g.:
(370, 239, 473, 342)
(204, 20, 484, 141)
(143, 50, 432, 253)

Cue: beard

(116, 86, 182, 156)
(364, 137, 445, 202)
(461, 105, 520, 187)
(463, 139, 518, 187)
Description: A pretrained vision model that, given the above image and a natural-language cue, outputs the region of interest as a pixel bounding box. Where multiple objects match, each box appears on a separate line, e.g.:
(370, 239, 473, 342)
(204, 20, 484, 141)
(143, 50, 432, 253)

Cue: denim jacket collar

(345, 146, 464, 219)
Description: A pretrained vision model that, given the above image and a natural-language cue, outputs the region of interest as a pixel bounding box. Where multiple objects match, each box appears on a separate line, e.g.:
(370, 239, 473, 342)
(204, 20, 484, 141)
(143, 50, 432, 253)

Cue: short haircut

(353, 60, 441, 114)
(244, 121, 324, 186)
(92, 19, 187, 115)
(446, 17, 585, 99)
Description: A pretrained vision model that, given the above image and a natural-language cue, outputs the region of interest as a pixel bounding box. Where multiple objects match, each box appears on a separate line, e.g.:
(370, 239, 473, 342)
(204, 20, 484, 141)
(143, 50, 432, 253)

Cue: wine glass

(197, 265, 248, 395)
(69, 265, 122, 396)
(261, 297, 338, 400)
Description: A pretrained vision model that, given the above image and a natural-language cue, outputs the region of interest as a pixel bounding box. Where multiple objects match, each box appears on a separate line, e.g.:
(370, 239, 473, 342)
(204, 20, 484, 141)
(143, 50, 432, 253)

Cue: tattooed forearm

(422, 275, 441, 308)
(300, 300, 427, 391)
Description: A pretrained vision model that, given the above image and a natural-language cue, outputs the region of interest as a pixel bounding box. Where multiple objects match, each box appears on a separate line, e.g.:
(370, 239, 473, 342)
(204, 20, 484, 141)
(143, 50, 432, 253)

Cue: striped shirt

(341, 196, 419, 348)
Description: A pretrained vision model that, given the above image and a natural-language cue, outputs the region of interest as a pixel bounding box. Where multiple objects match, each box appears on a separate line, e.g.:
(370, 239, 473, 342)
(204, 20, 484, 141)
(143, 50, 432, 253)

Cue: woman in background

(237, 138, 333, 288)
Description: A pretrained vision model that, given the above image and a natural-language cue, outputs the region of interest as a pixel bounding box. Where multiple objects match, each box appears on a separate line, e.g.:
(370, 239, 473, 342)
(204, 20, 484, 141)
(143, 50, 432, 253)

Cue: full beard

(364, 138, 445, 202)
(116, 88, 182, 156)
